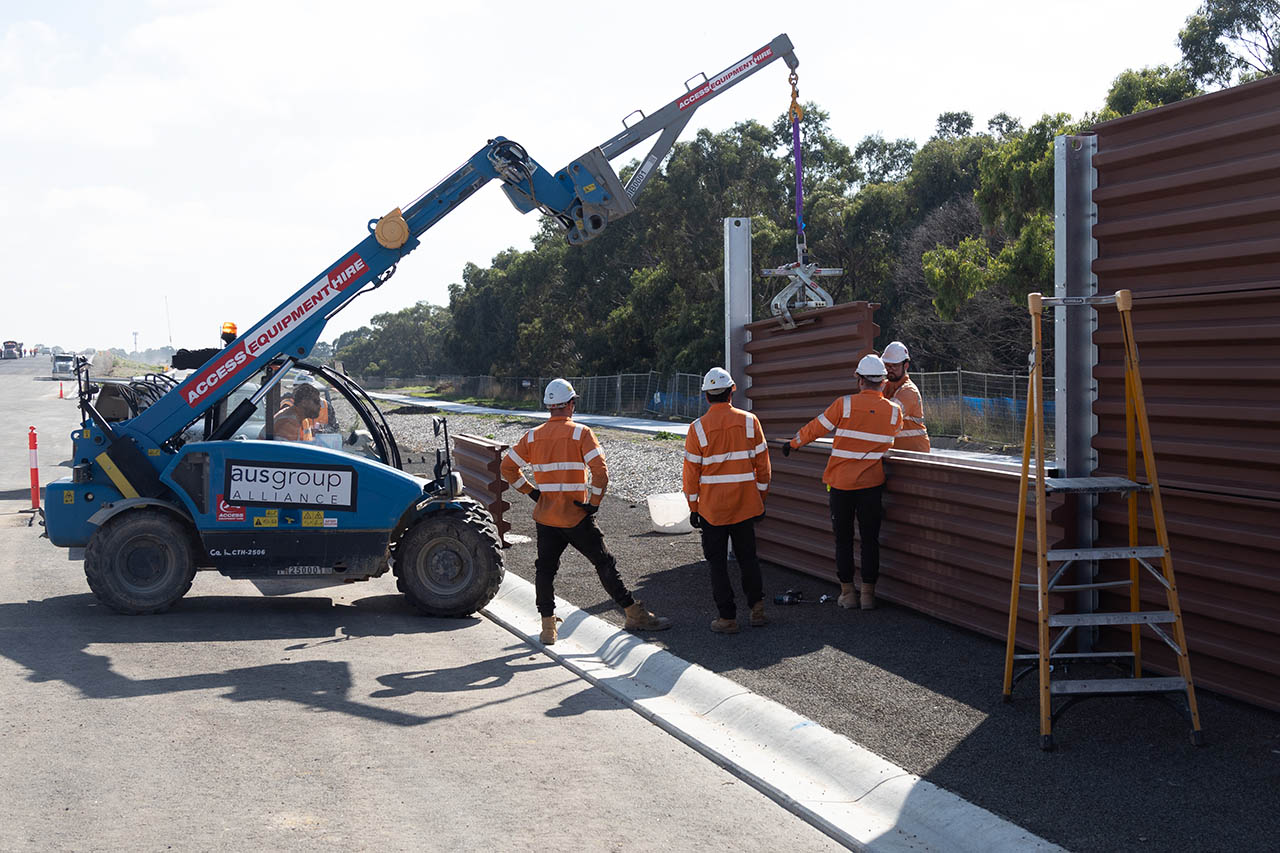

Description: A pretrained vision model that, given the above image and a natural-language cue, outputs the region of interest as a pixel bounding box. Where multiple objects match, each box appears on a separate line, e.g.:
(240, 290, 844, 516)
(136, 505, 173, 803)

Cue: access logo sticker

(216, 495, 246, 522)
(182, 252, 370, 408)
(225, 459, 357, 510)
(678, 47, 774, 111)
(253, 509, 279, 528)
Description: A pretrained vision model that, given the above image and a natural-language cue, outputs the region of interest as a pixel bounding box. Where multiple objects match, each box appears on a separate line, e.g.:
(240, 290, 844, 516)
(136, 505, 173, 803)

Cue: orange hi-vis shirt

(683, 403, 771, 526)
(884, 376, 930, 452)
(790, 390, 901, 490)
(500, 416, 608, 529)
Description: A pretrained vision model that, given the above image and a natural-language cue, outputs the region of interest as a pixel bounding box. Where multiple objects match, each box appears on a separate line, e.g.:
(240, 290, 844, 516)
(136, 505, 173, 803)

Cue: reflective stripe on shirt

(835, 428, 897, 443)
(700, 472, 757, 484)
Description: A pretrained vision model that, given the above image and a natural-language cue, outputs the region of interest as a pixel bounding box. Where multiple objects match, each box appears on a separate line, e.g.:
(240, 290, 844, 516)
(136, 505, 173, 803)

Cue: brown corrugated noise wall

(745, 303, 1065, 646)
(1090, 75, 1280, 710)
(451, 433, 512, 545)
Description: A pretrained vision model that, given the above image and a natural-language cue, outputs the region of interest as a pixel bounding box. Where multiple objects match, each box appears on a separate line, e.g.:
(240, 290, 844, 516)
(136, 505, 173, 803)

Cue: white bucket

(646, 492, 693, 534)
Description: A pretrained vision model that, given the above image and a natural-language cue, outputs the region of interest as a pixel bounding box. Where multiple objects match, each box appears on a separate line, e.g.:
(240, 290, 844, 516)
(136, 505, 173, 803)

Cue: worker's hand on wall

(528, 488, 541, 502)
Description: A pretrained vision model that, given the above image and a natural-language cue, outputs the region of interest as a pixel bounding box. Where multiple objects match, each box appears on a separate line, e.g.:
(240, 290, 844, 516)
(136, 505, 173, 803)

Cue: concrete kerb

(482, 573, 1062, 853)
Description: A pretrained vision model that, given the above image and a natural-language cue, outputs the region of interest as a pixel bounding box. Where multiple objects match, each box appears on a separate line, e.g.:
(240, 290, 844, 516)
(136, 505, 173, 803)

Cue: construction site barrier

(28, 427, 40, 510)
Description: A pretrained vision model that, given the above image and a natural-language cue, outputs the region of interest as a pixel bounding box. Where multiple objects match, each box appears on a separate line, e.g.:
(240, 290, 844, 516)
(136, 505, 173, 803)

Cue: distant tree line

(333, 2, 1276, 378)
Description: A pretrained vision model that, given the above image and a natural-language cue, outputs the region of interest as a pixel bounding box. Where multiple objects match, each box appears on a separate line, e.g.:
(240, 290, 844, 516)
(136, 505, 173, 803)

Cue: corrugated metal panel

(1091, 288, 1280, 500)
(743, 302, 879, 439)
(452, 433, 512, 545)
(1092, 74, 1280, 298)
(1090, 79, 1280, 711)
(744, 302, 1065, 644)
(1092, 487, 1280, 712)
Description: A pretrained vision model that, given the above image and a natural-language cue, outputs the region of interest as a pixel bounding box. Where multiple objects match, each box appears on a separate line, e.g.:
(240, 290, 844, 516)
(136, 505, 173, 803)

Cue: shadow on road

(0, 591, 615, 728)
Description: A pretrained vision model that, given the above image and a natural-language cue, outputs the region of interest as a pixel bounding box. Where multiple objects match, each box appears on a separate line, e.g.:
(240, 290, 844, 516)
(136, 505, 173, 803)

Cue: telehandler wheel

(84, 509, 197, 614)
(395, 500, 504, 617)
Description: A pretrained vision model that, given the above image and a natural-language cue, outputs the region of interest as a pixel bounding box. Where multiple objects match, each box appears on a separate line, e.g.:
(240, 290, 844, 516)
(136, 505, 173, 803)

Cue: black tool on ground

(818, 594, 835, 604)
(774, 588, 804, 605)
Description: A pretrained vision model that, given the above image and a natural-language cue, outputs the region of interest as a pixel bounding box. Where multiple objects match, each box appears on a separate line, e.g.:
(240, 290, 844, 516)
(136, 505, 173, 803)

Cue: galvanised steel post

(724, 217, 753, 409)
(1055, 135, 1100, 649)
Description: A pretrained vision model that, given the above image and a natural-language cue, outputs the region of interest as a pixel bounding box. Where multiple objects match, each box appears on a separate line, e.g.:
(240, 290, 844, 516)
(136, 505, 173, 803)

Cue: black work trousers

(828, 485, 884, 585)
(700, 519, 764, 619)
(534, 516, 634, 616)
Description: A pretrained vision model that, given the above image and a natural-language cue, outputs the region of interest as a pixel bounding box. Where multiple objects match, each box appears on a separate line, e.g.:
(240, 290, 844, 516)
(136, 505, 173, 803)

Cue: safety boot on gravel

(837, 583, 857, 609)
(540, 615, 562, 645)
(749, 601, 768, 626)
(624, 601, 672, 632)
(710, 617, 740, 634)
(860, 583, 877, 610)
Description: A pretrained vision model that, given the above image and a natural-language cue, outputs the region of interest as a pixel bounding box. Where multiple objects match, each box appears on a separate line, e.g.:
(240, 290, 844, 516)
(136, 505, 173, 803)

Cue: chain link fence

(913, 370, 1055, 449)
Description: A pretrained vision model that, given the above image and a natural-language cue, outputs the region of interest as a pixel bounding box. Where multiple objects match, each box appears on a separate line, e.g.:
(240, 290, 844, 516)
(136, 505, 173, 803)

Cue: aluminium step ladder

(1001, 289, 1202, 750)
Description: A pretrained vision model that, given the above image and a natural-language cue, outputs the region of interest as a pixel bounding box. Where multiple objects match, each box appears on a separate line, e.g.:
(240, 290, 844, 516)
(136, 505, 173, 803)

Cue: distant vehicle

(51, 353, 76, 380)
(2, 340, 21, 359)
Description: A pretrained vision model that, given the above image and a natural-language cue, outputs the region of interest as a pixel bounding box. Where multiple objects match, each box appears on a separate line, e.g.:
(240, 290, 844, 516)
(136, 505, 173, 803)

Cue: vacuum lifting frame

(1002, 289, 1202, 750)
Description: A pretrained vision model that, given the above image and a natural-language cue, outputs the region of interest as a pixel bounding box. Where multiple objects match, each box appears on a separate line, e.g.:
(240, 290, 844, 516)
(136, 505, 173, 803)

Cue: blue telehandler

(43, 35, 797, 615)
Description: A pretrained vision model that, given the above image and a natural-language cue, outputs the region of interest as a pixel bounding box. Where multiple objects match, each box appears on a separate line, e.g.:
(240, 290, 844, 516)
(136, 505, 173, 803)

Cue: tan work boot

(860, 583, 877, 610)
(749, 601, 768, 627)
(837, 582, 857, 609)
(710, 617, 740, 634)
(539, 615, 562, 645)
(624, 601, 672, 632)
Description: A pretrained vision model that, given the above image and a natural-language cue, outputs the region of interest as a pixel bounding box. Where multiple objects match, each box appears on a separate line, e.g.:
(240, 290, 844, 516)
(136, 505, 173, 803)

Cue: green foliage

(934, 111, 975, 138)
(922, 236, 994, 321)
(976, 113, 1075, 234)
(854, 134, 917, 184)
(1099, 66, 1201, 120)
(333, 302, 454, 376)
(1179, 1, 1280, 86)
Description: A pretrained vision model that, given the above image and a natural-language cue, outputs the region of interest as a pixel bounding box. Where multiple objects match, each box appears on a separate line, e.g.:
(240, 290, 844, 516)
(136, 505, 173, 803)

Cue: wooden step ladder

(1001, 289, 1202, 750)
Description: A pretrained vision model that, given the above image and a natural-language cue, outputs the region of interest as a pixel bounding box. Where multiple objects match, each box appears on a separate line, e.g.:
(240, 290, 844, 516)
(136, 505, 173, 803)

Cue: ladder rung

(1020, 580, 1133, 591)
(1045, 476, 1148, 493)
(1040, 295, 1118, 307)
(1014, 651, 1136, 661)
(1050, 677, 1188, 696)
(1046, 546, 1166, 562)
(1049, 611, 1177, 627)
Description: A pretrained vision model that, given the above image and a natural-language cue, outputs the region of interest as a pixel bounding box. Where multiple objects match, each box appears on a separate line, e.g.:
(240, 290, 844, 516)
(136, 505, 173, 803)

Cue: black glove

(781, 442, 792, 457)
(528, 488, 541, 502)
(573, 500, 599, 516)
(689, 512, 703, 529)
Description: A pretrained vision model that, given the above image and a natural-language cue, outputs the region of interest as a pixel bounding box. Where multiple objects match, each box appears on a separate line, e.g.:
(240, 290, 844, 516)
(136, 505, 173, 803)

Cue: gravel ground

(383, 405, 1280, 853)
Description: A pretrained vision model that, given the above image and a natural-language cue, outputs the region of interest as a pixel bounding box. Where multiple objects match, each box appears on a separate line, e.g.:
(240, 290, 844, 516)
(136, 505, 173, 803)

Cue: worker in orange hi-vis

(784, 354, 901, 611)
(683, 367, 771, 634)
(500, 378, 672, 646)
(881, 341, 930, 453)
(271, 383, 321, 443)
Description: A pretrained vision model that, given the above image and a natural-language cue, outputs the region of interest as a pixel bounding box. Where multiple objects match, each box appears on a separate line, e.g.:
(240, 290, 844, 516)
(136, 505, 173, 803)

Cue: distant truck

(51, 353, 76, 380)
(2, 340, 22, 359)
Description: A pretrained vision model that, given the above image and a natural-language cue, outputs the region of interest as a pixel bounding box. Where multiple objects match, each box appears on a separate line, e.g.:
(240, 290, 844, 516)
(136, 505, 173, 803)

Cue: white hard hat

(543, 378, 578, 407)
(701, 366, 735, 392)
(856, 354, 887, 380)
(882, 341, 910, 364)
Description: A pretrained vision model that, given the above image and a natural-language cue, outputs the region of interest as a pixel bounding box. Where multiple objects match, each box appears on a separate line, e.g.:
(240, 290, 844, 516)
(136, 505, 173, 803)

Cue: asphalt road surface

(0, 359, 842, 852)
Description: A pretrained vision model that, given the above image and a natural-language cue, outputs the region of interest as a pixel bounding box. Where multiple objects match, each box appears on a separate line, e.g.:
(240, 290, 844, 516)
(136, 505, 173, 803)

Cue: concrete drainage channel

(481, 574, 1062, 852)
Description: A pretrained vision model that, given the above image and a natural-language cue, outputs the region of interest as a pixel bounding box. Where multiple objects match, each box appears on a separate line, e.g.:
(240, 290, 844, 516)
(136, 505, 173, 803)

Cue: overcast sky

(2, 0, 1199, 354)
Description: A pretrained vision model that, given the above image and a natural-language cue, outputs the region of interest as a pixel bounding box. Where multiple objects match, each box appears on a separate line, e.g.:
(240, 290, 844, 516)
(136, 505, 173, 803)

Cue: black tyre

(394, 500, 504, 617)
(84, 509, 197, 614)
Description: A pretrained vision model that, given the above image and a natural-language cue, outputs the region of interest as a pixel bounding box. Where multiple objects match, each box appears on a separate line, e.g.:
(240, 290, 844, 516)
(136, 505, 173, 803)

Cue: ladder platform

(1045, 476, 1148, 493)
(1049, 610, 1176, 627)
(1046, 546, 1166, 562)
(1050, 677, 1188, 696)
